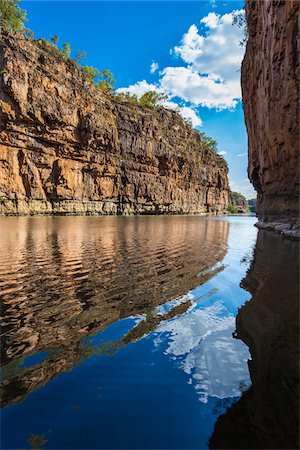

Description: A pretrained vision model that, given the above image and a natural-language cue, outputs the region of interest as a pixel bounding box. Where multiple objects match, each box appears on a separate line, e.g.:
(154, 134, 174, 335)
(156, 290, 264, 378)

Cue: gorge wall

(242, 0, 299, 227)
(0, 31, 229, 216)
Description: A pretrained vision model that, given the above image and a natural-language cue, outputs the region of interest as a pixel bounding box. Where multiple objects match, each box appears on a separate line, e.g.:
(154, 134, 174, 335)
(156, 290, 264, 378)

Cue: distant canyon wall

(242, 0, 299, 224)
(0, 31, 229, 216)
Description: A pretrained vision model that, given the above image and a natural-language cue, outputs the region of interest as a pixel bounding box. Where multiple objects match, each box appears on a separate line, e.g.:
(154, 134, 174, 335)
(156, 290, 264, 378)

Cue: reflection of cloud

(154, 300, 250, 403)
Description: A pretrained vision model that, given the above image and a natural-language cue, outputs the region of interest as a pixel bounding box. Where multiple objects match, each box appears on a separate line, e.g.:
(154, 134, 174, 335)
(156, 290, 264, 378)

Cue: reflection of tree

(209, 231, 299, 450)
(1, 216, 229, 408)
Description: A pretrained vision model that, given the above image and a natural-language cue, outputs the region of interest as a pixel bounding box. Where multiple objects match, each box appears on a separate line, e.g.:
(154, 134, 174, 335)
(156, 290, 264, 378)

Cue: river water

(0, 216, 298, 449)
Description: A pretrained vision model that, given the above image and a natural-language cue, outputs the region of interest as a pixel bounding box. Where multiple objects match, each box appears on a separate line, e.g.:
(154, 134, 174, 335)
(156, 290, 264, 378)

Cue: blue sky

(23, 0, 255, 199)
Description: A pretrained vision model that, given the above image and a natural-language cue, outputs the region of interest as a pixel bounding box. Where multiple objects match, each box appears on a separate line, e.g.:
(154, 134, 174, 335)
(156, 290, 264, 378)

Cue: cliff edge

(0, 31, 229, 216)
(242, 0, 299, 236)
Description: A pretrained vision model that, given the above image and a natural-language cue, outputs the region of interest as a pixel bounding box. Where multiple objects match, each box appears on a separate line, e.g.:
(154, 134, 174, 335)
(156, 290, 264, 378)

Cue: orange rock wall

(242, 0, 299, 223)
(0, 31, 229, 216)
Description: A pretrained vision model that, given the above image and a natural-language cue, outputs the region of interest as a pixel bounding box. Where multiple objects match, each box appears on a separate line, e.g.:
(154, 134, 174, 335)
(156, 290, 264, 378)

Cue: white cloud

(200, 12, 219, 29)
(160, 66, 239, 109)
(218, 150, 227, 156)
(175, 10, 244, 83)
(237, 152, 247, 157)
(116, 81, 202, 128)
(116, 80, 159, 97)
(209, 0, 218, 8)
(117, 8, 245, 122)
(150, 61, 159, 74)
(168, 9, 245, 109)
(177, 106, 202, 127)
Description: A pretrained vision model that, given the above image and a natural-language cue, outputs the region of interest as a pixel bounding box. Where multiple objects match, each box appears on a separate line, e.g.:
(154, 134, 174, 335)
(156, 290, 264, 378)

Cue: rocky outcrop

(229, 191, 249, 214)
(209, 230, 299, 449)
(242, 0, 299, 226)
(0, 31, 229, 215)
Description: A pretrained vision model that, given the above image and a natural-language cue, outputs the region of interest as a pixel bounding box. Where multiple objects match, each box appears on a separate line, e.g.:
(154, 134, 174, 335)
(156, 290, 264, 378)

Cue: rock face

(0, 31, 229, 215)
(229, 191, 249, 214)
(242, 0, 299, 225)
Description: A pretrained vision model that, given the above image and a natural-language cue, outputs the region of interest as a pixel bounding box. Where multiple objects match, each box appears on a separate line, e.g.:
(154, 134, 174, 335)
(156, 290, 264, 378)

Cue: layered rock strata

(242, 0, 299, 231)
(0, 31, 229, 215)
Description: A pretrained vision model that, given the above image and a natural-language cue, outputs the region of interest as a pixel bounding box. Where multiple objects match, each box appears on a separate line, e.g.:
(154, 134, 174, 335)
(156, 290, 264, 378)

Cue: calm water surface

(0, 215, 280, 449)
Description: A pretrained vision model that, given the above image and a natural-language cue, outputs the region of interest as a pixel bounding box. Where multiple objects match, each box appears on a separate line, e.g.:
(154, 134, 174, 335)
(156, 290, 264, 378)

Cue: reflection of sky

(151, 217, 257, 403)
(154, 300, 251, 403)
(2, 217, 258, 450)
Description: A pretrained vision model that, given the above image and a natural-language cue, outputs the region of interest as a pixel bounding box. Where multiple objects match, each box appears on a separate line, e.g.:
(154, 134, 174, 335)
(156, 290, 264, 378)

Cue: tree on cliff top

(0, 0, 27, 31)
(139, 91, 168, 108)
(198, 132, 218, 153)
(83, 66, 116, 93)
(62, 42, 71, 59)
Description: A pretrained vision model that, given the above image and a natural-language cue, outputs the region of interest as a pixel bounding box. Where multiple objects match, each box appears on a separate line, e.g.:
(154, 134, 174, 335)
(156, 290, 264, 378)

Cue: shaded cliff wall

(242, 0, 299, 223)
(0, 31, 229, 215)
(210, 230, 299, 449)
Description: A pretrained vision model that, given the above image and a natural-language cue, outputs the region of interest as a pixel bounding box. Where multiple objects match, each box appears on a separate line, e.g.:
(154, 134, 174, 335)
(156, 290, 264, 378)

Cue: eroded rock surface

(242, 0, 299, 225)
(0, 31, 229, 215)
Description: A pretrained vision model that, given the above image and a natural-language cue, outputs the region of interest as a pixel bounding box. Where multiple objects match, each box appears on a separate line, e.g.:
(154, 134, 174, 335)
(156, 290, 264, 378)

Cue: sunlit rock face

(209, 230, 299, 450)
(0, 31, 229, 216)
(0, 216, 229, 407)
(242, 0, 299, 224)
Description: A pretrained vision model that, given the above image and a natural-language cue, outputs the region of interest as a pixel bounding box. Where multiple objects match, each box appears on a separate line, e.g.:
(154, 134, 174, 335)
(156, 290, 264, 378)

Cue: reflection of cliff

(0, 216, 229, 407)
(209, 231, 299, 450)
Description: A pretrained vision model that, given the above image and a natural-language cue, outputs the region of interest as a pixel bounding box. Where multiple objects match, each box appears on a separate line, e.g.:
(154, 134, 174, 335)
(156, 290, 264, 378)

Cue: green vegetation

(0, 0, 27, 31)
(97, 69, 116, 93)
(228, 191, 250, 214)
(50, 34, 58, 45)
(198, 132, 218, 153)
(62, 41, 71, 58)
(75, 49, 86, 63)
(227, 203, 237, 214)
(231, 191, 247, 204)
(27, 433, 48, 450)
(248, 198, 256, 213)
(139, 90, 168, 108)
(82, 66, 115, 93)
(195, 131, 228, 169)
(115, 90, 168, 109)
(232, 11, 248, 47)
(115, 91, 139, 104)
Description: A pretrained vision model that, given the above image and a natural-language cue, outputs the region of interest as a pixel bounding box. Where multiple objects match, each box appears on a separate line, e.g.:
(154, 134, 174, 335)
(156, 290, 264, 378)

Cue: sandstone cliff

(0, 31, 229, 215)
(242, 0, 299, 227)
(229, 191, 249, 214)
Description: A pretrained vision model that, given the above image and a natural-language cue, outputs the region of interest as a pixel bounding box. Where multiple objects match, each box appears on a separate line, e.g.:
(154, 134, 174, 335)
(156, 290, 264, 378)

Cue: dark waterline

(0, 216, 298, 449)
